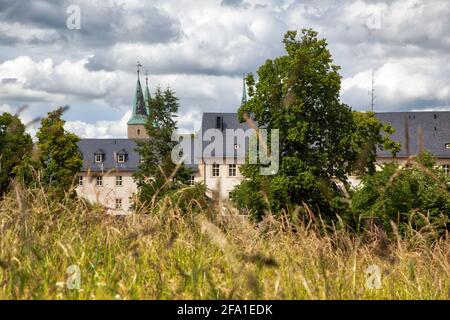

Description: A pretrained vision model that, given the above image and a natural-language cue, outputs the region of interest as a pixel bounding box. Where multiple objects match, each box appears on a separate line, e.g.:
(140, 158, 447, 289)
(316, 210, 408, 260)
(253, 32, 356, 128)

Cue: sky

(0, 0, 449, 138)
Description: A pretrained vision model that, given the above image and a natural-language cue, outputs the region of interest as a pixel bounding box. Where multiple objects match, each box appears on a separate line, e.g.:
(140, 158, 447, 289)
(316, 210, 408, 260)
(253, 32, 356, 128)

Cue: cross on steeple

(145, 69, 149, 85)
(136, 61, 142, 76)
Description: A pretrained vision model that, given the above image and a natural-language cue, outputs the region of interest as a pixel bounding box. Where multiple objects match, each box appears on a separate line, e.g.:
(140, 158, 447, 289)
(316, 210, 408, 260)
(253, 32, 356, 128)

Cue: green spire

(127, 62, 148, 125)
(143, 70, 151, 116)
(241, 74, 247, 105)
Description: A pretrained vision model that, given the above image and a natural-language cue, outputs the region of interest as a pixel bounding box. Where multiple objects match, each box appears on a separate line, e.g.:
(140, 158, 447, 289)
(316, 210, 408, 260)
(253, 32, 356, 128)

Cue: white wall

(76, 171, 137, 215)
(202, 162, 243, 200)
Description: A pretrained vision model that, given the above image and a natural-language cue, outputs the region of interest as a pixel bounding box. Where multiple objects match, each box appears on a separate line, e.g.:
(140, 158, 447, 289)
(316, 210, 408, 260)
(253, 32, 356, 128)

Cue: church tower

(127, 62, 150, 139)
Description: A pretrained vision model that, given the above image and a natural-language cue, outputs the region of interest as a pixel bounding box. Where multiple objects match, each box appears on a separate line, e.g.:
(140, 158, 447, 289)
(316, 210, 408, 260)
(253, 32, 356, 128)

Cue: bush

(352, 152, 450, 236)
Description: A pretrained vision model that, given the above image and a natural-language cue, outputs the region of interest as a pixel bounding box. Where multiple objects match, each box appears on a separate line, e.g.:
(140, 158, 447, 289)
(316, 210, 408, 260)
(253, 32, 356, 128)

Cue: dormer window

(216, 116, 223, 130)
(116, 149, 128, 163)
(94, 150, 104, 163)
(446, 143, 450, 150)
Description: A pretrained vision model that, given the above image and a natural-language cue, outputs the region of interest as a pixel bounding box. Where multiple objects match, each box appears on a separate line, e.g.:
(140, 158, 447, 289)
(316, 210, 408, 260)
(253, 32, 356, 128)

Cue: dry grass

(0, 184, 448, 300)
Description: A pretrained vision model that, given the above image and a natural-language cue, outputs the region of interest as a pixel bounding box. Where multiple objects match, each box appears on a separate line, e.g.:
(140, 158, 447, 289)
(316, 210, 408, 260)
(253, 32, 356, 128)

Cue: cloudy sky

(0, 0, 449, 138)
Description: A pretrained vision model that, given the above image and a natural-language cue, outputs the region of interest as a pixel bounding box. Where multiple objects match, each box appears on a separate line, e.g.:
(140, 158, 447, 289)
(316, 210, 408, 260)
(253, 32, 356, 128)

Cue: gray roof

(375, 111, 450, 158)
(77, 139, 141, 172)
(77, 138, 199, 172)
(200, 111, 450, 160)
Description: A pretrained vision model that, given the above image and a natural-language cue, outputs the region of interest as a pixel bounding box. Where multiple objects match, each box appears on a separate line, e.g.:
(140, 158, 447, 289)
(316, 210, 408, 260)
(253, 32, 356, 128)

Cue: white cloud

(0, 56, 119, 102)
(65, 111, 131, 138)
(342, 56, 450, 110)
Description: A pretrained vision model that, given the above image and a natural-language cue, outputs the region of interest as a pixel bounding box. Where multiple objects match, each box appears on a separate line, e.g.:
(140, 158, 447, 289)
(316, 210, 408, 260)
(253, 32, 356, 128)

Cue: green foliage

(350, 111, 401, 175)
(352, 152, 450, 235)
(232, 29, 398, 221)
(36, 107, 82, 198)
(0, 112, 32, 196)
(134, 87, 195, 208)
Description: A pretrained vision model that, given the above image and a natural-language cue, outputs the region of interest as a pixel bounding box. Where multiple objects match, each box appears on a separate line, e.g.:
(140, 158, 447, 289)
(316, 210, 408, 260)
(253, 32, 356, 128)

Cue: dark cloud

(221, 0, 250, 9)
(0, 0, 181, 47)
(1, 78, 17, 84)
(0, 0, 66, 29)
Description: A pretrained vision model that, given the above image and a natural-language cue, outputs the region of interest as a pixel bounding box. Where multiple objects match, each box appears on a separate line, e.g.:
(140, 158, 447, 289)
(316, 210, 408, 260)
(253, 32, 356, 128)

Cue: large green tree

(0, 112, 33, 196)
(134, 87, 192, 207)
(231, 29, 398, 221)
(36, 107, 82, 197)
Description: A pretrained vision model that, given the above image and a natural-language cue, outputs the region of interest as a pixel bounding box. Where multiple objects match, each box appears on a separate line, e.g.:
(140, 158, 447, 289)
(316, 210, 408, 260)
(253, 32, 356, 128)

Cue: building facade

(76, 71, 450, 213)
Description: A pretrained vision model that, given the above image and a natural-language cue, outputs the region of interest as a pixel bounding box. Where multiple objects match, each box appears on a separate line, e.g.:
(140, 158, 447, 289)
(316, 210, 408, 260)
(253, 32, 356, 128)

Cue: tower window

(434, 114, 437, 119)
(137, 128, 141, 135)
(212, 163, 220, 177)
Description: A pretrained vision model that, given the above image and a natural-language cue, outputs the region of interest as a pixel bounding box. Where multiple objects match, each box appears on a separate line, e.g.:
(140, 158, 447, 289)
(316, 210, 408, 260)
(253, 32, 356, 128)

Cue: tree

(0, 112, 33, 196)
(36, 107, 82, 198)
(231, 29, 398, 221)
(134, 87, 193, 207)
(352, 152, 450, 236)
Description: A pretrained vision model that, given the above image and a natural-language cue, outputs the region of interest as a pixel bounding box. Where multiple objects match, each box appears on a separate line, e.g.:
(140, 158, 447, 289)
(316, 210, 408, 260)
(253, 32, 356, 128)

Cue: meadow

(0, 184, 448, 300)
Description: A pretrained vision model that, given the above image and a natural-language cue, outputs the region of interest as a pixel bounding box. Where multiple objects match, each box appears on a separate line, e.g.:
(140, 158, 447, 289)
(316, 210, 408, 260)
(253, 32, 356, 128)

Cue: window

(216, 116, 222, 130)
(95, 154, 103, 163)
(228, 164, 237, 177)
(137, 128, 141, 135)
(139, 154, 145, 163)
(443, 164, 450, 175)
(446, 143, 450, 150)
(188, 175, 195, 185)
(96, 176, 103, 187)
(78, 176, 83, 186)
(234, 144, 240, 150)
(116, 176, 123, 186)
(212, 163, 220, 177)
(117, 154, 125, 163)
(115, 198, 122, 209)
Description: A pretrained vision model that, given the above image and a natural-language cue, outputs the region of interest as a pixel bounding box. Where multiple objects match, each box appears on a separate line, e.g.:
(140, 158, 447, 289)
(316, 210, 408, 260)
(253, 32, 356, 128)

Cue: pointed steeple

(143, 70, 151, 116)
(241, 74, 247, 105)
(127, 62, 148, 125)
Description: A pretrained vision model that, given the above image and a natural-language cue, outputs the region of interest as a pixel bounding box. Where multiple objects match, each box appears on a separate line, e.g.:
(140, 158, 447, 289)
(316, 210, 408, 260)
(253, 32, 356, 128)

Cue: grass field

(0, 185, 448, 300)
